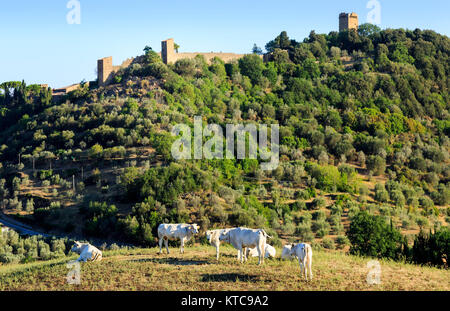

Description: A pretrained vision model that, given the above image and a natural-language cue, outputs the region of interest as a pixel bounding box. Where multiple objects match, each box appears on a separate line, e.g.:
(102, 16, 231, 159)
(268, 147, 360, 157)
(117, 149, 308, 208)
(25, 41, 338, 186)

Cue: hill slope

(0, 27, 449, 272)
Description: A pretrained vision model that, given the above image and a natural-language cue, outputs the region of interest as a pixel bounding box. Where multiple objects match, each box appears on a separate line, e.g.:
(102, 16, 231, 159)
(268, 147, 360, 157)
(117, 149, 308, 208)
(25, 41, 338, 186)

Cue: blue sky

(1, 0, 449, 88)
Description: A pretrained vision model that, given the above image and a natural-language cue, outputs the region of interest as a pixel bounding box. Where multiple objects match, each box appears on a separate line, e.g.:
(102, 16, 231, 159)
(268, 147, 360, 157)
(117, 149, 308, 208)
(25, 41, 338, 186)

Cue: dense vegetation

(0, 230, 69, 264)
(0, 26, 449, 267)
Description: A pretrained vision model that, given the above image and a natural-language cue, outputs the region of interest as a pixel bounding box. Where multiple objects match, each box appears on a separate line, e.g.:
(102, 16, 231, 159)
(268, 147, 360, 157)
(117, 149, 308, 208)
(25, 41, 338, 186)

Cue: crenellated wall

(339, 12, 359, 32)
(97, 38, 260, 86)
(161, 38, 250, 64)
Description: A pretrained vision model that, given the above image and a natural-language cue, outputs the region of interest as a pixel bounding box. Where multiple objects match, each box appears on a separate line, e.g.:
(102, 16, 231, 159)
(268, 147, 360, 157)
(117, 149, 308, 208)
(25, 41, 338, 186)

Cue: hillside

(0, 26, 449, 270)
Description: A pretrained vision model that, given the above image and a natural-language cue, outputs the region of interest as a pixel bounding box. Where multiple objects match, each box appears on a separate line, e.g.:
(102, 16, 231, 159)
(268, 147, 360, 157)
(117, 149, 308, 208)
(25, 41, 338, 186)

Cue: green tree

(265, 31, 292, 53)
(89, 144, 104, 159)
(366, 155, 386, 176)
(358, 23, 381, 37)
(348, 211, 404, 260)
(238, 54, 265, 85)
(252, 44, 263, 55)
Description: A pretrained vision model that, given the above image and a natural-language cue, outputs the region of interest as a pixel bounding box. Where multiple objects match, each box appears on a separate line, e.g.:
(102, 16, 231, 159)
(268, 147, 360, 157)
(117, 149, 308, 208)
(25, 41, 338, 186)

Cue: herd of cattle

(70, 223, 314, 281)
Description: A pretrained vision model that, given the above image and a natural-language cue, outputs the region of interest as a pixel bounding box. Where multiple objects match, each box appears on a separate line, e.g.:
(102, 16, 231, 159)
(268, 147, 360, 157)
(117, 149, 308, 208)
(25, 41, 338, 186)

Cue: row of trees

(0, 230, 69, 264)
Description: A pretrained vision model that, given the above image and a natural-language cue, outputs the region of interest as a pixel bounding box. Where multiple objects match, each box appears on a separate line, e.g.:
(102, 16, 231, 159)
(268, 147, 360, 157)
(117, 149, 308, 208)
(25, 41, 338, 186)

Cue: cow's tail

(304, 245, 311, 265)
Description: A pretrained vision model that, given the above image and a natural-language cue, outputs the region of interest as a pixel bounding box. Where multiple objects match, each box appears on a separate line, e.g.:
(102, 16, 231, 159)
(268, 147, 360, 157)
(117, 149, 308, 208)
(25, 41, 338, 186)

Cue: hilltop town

(53, 13, 360, 95)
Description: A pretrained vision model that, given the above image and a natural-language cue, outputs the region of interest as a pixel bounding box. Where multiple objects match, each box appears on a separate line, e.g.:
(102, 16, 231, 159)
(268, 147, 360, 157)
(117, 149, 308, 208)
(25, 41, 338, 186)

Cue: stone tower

(339, 12, 359, 32)
(97, 56, 113, 86)
(161, 38, 175, 64)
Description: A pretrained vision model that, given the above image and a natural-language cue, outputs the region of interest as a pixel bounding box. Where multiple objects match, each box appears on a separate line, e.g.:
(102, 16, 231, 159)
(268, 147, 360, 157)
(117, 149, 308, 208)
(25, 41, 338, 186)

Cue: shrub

(307, 164, 343, 192)
(81, 201, 118, 238)
(329, 214, 344, 234)
(0, 253, 21, 264)
(39, 170, 53, 180)
(347, 211, 405, 260)
(401, 217, 412, 229)
(292, 200, 307, 211)
(375, 189, 389, 203)
(322, 237, 336, 250)
(366, 155, 386, 176)
(109, 243, 120, 250)
(379, 205, 392, 216)
(416, 217, 429, 229)
(311, 241, 323, 251)
(312, 197, 326, 210)
(312, 220, 331, 238)
(42, 180, 51, 187)
(390, 190, 406, 208)
(407, 197, 419, 208)
(419, 196, 434, 209)
(296, 222, 313, 241)
(411, 228, 450, 267)
(336, 235, 350, 249)
(312, 210, 326, 221)
(330, 204, 343, 216)
(359, 185, 369, 196)
(282, 222, 296, 235)
(347, 205, 361, 219)
(89, 144, 104, 159)
(298, 212, 312, 225)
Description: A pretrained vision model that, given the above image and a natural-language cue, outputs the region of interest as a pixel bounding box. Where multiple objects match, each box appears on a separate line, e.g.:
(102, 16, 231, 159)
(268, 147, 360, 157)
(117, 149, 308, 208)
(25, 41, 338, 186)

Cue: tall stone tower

(339, 12, 359, 32)
(161, 38, 175, 64)
(98, 56, 113, 86)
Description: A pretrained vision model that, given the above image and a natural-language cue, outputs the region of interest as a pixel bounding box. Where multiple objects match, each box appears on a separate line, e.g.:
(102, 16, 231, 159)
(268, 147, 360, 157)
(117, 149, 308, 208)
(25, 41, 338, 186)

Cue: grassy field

(0, 245, 448, 291)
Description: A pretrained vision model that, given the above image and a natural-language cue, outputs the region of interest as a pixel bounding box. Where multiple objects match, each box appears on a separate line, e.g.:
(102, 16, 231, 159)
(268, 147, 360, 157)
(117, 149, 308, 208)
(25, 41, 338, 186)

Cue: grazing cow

(219, 227, 271, 265)
(281, 244, 297, 260)
(246, 244, 276, 259)
(70, 241, 103, 262)
(290, 243, 313, 281)
(158, 223, 199, 254)
(206, 229, 232, 260)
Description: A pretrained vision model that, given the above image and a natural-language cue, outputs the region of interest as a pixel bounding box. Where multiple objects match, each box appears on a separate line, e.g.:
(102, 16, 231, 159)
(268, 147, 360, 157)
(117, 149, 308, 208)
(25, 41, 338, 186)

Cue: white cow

(206, 229, 232, 260)
(246, 244, 276, 259)
(219, 227, 271, 265)
(158, 223, 199, 254)
(281, 244, 297, 260)
(70, 241, 103, 262)
(290, 243, 313, 281)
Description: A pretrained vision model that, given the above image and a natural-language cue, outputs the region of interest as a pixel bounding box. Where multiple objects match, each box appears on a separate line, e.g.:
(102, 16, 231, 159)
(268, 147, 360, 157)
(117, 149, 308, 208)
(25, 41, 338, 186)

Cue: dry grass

(0, 245, 448, 291)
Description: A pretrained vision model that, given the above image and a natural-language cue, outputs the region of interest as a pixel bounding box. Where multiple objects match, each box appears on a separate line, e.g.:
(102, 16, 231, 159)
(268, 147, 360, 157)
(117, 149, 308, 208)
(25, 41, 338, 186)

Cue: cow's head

(189, 224, 199, 235)
(292, 243, 307, 257)
(289, 243, 298, 256)
(219, 229, 231, 243)
(71, 241, 82, 253)
(206, 230, 213, 242)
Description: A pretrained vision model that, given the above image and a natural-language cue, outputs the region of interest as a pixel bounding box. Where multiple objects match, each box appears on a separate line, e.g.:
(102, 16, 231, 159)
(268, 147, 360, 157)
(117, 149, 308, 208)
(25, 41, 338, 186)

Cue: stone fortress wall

(96, 13, 359, 88)
(161, 38, 247, 65)
(97, 38, 250, 87)
(98, 56, 135, 87)
(52, 13, 358, 93)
